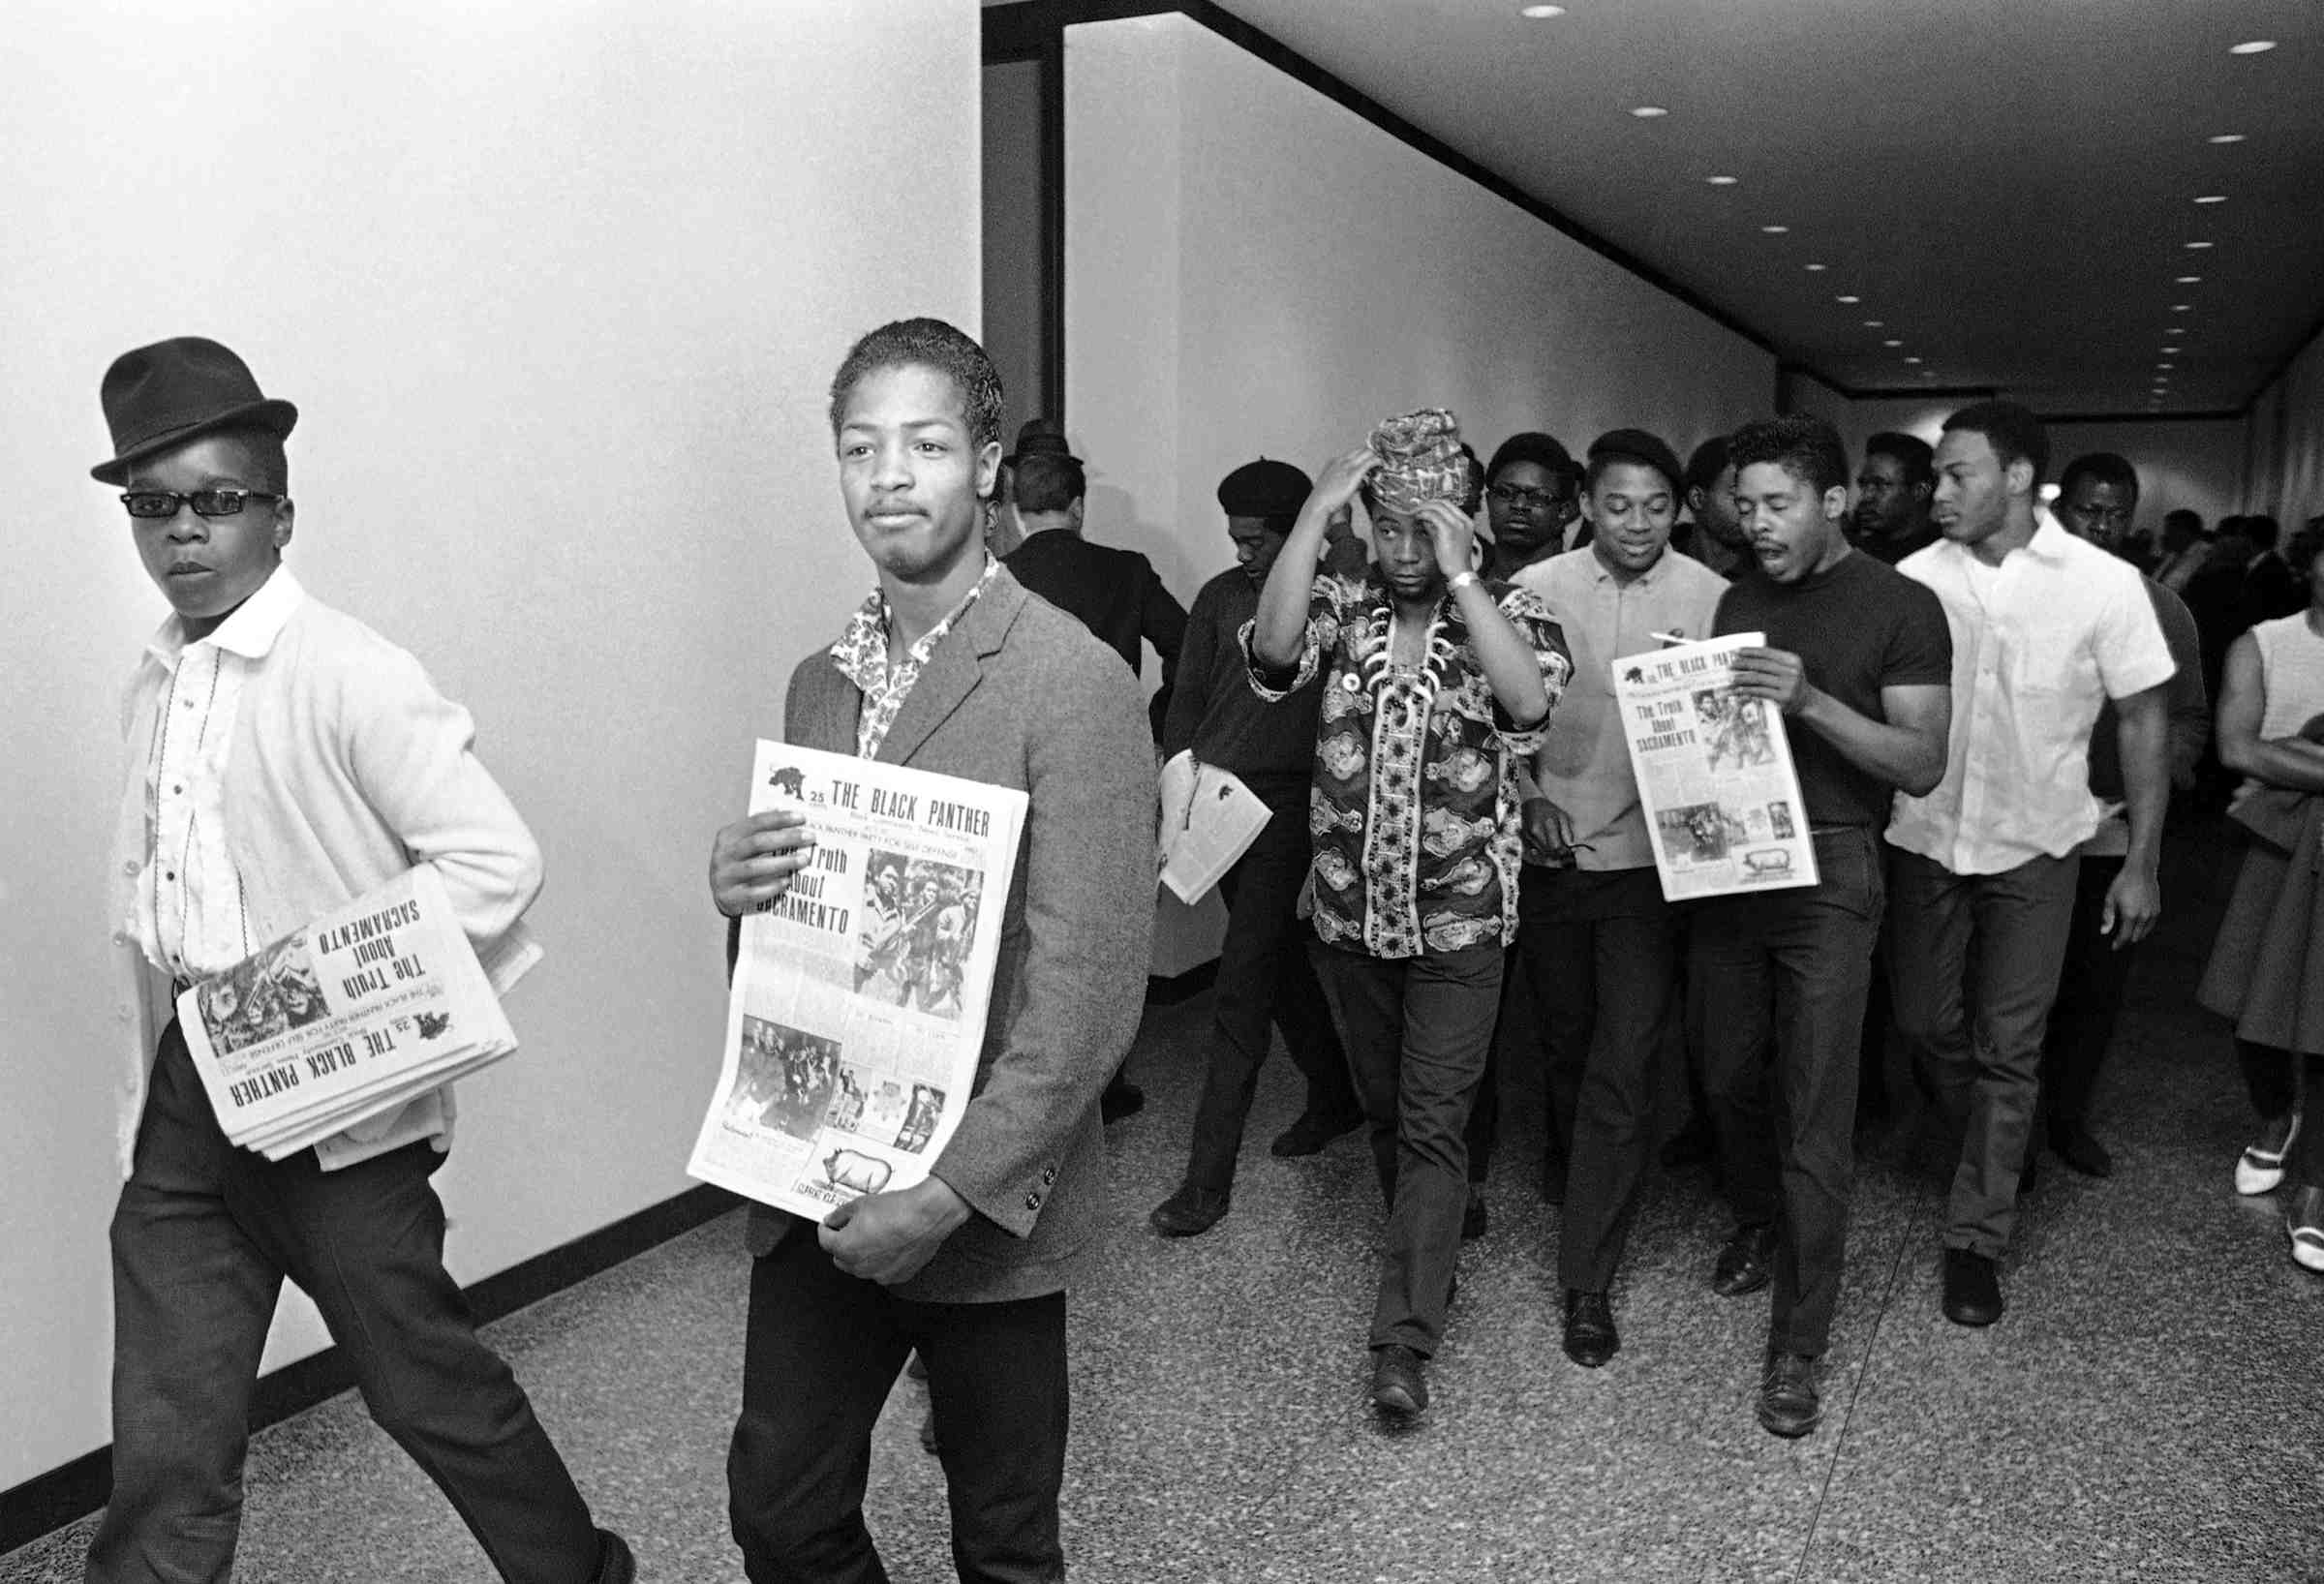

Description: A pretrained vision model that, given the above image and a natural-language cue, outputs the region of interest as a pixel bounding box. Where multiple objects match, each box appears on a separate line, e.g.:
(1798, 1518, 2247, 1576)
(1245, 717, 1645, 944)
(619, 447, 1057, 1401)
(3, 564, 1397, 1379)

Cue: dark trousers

(1309, 938, 1503, 1356)
(2040, 853, 2134, 1140)
(727, 1232, 1068, 1584)
(1692, 825, 1884, 1357)
(1180, 809, 1354, 1192)
(2239, 1039, 2324, 1189)
(1887, 849, 2079, 1258)
(1514, 868, 1680, 1292)
(90, 1022, 600, 1584)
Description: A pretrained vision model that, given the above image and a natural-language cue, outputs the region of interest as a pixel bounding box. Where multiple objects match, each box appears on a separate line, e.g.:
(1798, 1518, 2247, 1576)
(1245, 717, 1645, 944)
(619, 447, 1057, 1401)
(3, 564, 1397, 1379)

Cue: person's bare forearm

(1253, 506, 1330, 669)
(2116, 689, 2169, 871)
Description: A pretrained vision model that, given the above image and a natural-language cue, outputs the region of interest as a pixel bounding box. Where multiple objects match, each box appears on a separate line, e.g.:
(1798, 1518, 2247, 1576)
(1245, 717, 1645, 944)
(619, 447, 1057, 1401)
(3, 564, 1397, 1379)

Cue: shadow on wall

(1086, 481, 1204, 597)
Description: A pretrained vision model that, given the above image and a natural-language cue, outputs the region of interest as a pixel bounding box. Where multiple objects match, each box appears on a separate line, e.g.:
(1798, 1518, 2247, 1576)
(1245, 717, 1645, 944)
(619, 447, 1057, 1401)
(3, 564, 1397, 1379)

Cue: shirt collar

(143, 565, 305, 670)
(2026, 509, 2073, 564)
(831, 553, 1000, 677)
(1583, 547, 1669, 586)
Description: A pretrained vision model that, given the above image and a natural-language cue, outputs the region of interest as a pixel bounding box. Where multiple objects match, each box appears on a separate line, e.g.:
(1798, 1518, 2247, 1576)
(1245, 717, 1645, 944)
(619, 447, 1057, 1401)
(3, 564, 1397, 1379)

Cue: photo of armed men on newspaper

(197, 940, 329, 1055)
(851, 851, 985, 1020)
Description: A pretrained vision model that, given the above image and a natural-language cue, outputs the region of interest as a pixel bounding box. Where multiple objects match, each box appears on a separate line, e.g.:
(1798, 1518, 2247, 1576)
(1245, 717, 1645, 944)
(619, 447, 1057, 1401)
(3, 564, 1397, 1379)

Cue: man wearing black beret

(1150, 460, 1363, 1236)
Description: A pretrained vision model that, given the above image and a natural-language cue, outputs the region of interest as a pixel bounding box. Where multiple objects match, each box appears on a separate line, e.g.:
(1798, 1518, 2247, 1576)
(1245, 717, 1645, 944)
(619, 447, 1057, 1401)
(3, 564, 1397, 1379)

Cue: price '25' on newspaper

(688, 741, 1028, 1222)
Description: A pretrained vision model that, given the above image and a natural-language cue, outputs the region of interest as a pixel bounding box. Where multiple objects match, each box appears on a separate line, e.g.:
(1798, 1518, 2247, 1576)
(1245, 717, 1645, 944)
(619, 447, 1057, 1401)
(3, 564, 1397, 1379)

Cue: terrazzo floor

(8, 825, 2321, 1583)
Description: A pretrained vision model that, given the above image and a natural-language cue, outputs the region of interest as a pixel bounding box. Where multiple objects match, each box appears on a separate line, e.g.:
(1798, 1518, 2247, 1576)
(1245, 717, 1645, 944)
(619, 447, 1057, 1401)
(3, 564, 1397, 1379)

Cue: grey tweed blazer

(745, 566, 1156, 1303)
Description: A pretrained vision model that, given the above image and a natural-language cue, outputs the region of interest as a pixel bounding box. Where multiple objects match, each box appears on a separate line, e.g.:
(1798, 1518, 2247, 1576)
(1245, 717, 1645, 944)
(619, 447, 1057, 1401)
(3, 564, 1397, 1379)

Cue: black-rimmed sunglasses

(121, 489, 287, 520)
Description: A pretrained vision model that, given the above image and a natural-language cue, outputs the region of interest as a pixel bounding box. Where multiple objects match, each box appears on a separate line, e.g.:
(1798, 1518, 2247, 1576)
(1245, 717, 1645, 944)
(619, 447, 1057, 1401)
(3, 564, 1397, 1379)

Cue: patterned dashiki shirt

(830, 554, 1003, 759)
(1243, 572, 1571, 959)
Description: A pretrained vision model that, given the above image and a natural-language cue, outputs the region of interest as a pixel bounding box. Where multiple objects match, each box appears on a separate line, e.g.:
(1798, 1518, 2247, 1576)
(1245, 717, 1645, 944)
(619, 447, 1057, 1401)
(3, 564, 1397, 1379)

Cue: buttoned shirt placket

(137, 635, 257, 982)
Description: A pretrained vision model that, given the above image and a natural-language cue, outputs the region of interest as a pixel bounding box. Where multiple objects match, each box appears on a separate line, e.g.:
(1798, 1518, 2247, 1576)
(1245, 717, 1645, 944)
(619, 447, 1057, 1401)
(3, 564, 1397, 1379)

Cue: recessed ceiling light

(1760, 225, 1789, 234)
(1836, 294, 1860, 304)
(2172, 303, 2193, 312)
(2186, 240, 2215, 250)
(1631, 106, 1668, 119)
(1705, 174, 1739, 186)
(1863, 319, 1883, 327)
(1519, 4, 1567, 15)
(2164, 326, 2186, 335)
(2177, 275, 2203, 284)
(2194, 195, 2228, 204)
(1905, 356, 1923, 365)
(2228, 40, 2276, 55)
(2157, 362, 2175, 370)
(2208, 134, 2248, 144)
(1883, 339, 1904, 348)
(1804, 262, 1828, 272)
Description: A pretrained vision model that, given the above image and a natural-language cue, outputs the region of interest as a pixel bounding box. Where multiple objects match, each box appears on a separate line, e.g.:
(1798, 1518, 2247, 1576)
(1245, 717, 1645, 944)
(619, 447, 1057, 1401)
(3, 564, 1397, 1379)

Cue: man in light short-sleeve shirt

(1887, 401, 2174, 1331)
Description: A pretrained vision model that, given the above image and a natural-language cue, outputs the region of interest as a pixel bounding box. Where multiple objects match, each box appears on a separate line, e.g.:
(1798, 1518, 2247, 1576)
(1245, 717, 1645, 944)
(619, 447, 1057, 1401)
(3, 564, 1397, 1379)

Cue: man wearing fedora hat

(87, 336, 631, 1583)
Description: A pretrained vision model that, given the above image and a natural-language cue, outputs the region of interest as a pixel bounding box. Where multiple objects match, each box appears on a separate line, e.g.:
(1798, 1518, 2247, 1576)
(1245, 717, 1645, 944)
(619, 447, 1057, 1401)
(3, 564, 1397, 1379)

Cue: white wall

(2044, 419, 2248, 533)
(2250, 328, 2324, 531)
(1063, 14, 1777, 972)
(1, 0, 980, 1490)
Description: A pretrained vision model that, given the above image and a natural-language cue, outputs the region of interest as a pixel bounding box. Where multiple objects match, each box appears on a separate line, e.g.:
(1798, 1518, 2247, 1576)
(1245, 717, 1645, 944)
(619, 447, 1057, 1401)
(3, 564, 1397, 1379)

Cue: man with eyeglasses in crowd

(87, 337, 633, 1584)
(2036, 452, 2207, 1182)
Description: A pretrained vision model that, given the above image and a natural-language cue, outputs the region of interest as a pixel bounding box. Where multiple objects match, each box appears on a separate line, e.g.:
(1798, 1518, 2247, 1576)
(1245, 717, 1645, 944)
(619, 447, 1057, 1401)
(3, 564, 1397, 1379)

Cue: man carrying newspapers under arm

(709, 318, 1152, 1584)
(88, 338, 631, 1584)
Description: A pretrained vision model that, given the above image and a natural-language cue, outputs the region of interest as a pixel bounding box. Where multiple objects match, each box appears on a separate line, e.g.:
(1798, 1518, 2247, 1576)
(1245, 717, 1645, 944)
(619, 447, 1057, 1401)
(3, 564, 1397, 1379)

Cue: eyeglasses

(1487, 483, 1571, 512)
(121, 489, 286, 520)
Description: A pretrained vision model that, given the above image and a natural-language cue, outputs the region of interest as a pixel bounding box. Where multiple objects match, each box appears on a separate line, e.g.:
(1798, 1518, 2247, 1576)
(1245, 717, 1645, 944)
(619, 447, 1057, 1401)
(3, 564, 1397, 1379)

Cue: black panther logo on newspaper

(1622, 665, 1645, 685)
(414, 1011, 452, 1040)
(767, 766, 807, 800)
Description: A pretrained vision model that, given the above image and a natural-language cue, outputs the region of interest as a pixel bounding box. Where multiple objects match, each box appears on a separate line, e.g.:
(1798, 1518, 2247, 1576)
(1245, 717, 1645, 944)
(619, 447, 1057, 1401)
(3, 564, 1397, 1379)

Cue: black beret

(1484, 431, 1576, 486)
(1589, 428, 1686, 497)
(1217, 457, 1313, 518)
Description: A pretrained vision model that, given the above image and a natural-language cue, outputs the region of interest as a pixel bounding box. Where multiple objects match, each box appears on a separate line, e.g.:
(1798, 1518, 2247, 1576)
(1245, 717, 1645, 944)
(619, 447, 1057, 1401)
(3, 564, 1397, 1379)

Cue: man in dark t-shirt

(1694, 415, 1953, 1440)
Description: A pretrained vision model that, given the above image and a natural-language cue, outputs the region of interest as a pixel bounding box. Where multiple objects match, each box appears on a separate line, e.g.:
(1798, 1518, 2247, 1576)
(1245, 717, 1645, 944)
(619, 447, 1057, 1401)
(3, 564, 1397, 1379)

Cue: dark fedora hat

(92, 336, 298, 484)
(1005, 416, 1078, 466)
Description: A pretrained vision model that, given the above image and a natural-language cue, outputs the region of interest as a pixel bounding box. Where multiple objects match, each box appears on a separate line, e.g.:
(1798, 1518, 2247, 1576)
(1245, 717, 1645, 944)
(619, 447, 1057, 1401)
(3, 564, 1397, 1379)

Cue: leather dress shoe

(2048, 1121, 2114, 1178)
(1757, 1352, 1820, 1438)
(2236, 1112, 2302, 1195)
(1369, 1344, 1428, 1419)
(1561, 1290, 1618, 1368)
(1712, 1223, 1776, 1296)
(591, 1530, 637, 1584)
(1461, 1188, 1489, 1239)
(1148, 1184, 1231, 1237)
(2286, 1186, 2324, 1273)
(1271, 1107, 1362, 1156)
(1942, 1247, 2004, 1326)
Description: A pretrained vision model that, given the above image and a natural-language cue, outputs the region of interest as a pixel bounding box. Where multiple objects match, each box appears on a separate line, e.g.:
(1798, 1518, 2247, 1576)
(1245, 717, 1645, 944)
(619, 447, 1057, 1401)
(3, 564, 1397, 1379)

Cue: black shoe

(2049, 1122, 2114, 1178)
(1757, 1352, 1820, 1438)
(1660, 1118, 1716, 1169)
(1271, 1107, 1362, 1156)
(591, 1530, 636, 1584)
(2017, 1149, 2041, 1199)
(905, 1350, 928, 1382)
(1561, 1290, 1618, 1368)
(1461, 1188, 1489, 1240)
(1369, 1344, 1428, 1419)
(1148, 1183, 1231, 1237)
(919, 1404, 939, 1455)
(1541, 1153, 1568, 1206)
(1100, 1079, 1145, 1125)
(1942, 1247, 2004, 1326)
(1712, 1224, 1776, 1296)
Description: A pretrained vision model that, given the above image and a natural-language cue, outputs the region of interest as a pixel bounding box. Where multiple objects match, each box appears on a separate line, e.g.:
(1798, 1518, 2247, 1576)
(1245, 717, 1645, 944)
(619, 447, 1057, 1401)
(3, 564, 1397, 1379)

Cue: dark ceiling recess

(988, 0, 2323, 418)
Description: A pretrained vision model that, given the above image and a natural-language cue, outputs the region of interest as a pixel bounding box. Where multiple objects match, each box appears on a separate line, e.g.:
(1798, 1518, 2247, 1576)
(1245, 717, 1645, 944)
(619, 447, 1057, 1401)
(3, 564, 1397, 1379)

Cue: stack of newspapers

(174, 865, 535, 1160)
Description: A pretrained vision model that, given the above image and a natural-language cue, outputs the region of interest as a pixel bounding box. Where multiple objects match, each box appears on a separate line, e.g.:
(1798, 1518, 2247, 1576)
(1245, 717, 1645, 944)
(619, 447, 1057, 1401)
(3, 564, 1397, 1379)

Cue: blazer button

(1040, 1166, 1056, 1185)
(1024, 1192, 1042, 1210)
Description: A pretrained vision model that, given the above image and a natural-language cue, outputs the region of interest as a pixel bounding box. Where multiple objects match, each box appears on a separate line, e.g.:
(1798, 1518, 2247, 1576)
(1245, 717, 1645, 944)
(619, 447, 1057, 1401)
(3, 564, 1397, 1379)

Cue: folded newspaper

(174, 866, 535, 1160)
(1615, 631, 1819, 901)
(1157, 749, 1271, 904)
(688, 742, 1028, 1221)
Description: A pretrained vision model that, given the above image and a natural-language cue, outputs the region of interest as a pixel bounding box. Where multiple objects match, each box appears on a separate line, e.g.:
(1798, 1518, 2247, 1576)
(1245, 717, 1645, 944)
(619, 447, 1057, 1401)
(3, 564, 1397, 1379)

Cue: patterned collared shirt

(1243, 572, 1572, 959)
(830, 555, 1002, 759)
